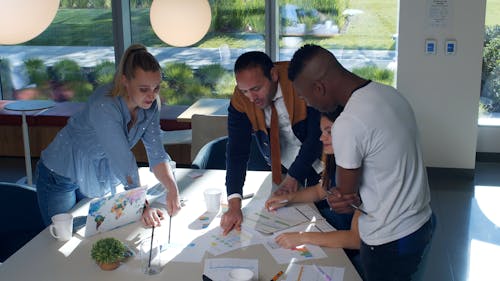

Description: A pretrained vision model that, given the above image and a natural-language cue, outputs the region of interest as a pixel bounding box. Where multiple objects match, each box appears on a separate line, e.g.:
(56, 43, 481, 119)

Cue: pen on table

(313, 264, 333, 281)
(270, 270, 284, 281)
(168, 215, 172, 244)
(297, 265, 304, 281)
(202, 274, 214, 281)
(242, 193, 254, 200)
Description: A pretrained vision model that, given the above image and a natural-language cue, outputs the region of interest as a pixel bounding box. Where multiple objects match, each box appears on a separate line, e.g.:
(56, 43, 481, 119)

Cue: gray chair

(0, 182, 45, 262)
(191, 135, 270, 171)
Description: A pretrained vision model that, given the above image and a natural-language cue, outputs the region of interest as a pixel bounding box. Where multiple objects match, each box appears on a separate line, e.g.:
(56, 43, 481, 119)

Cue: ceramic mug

(49, 213, 73, 241)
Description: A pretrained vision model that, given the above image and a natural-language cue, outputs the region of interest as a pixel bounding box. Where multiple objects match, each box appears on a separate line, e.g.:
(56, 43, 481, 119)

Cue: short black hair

(288, 44, 323, 81)
(234, 51, 274, 80)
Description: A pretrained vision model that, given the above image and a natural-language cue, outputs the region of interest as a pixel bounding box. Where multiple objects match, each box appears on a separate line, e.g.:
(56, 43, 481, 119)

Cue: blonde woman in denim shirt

(36, 44, 180, 227)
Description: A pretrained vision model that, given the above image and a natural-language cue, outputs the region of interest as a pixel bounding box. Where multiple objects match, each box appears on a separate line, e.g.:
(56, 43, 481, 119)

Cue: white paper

(283, 264, 344, 281)
(243, 208, 306, 234)
(206, 225, 263, 256)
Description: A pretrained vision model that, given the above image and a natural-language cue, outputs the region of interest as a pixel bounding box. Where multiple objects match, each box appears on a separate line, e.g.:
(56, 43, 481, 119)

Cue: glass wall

(130, 0, 265, 105)
(479, 0, 500, 125)
(278, 0, 397, 86)
(0, 1, 114, 102)
(0, 0, 398, 105)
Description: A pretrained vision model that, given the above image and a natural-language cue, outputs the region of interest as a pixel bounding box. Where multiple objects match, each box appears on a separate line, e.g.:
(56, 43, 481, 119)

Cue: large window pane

(0, 1, 114, 102)
(278, 0, 397, 86)
(479, 0, 500, 125)
(130, 0, 265, 105)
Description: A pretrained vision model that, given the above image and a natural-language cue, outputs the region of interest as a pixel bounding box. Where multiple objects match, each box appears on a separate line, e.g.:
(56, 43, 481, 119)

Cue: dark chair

(0, 182, 45, 262)
(191, 135, 270, 171)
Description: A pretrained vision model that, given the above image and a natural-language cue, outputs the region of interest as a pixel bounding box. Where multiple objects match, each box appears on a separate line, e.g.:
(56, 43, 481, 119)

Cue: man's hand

(273, 175, 299, 196)
(220, 198, 242, 236)
(326, 189, 361, 214)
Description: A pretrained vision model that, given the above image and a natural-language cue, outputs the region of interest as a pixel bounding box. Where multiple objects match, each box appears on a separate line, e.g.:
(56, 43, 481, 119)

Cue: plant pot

(98, 261, 121, 271)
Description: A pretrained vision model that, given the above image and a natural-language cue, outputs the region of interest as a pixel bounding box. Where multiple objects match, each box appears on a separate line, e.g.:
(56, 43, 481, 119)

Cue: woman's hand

(275, 232, 304, 249)
(165, 191, 181, 217)
(265, 194, 290, 211)
(141, 205, 164, 227)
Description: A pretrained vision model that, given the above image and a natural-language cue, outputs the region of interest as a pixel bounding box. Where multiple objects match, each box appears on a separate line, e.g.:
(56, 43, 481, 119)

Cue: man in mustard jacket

(220, 51, 324, 235)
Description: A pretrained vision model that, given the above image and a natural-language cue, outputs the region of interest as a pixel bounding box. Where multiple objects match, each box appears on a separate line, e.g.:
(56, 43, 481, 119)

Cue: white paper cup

(228, 268, 254, 281)
(204, 188, 222, 213)
(49, 213, 73, 241)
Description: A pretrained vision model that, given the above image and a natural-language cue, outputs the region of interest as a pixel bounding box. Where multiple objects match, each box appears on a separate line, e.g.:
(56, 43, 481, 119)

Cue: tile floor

(1, 157, 499, 281)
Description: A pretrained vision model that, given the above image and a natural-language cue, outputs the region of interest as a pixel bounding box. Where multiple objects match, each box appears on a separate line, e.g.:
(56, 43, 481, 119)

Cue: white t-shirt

(332, 81, 432, 245)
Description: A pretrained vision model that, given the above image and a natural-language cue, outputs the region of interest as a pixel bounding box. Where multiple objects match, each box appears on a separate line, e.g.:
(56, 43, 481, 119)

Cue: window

(0, 0, 398, 104)
(0, 1, 114, 102)
(130, 0, 265, 105)
(278, 0, 397, 87)
(479, 0, 500, 125)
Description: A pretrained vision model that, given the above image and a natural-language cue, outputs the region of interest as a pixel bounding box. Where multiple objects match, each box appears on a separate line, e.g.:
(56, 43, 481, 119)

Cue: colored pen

(270, 270, 284, 281)
(313, 264, 333, 281)
(297, 265, 304, 281)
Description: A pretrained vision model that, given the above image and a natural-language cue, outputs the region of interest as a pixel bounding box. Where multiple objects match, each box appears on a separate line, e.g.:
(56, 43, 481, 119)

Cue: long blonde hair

(111, 44, 161, 97)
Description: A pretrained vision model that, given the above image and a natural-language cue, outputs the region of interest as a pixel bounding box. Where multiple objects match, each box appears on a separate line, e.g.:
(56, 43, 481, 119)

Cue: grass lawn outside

(486, 0, 500, 27)
(28, 0, 398, 51)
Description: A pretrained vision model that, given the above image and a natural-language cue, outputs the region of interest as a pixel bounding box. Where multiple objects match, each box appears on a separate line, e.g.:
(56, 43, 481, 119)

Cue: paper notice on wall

(427, 0, 451, 28)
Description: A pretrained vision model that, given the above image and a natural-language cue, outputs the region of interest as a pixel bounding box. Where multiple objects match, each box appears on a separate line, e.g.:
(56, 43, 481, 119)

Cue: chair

(190, 114, 229, 162)
(191, 135, 270, 171)
(0, 182, 45, 262)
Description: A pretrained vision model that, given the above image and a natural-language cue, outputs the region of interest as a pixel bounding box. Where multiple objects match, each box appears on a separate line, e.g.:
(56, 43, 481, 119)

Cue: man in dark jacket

(220, 51, 323, 235)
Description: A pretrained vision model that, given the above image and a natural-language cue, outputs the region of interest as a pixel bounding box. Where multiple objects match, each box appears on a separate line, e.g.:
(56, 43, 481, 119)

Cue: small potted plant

(91, 237, 127, 271)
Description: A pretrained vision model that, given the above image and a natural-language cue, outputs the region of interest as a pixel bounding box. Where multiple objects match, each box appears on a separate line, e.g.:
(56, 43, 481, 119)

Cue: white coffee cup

(49, 213, 73, 241)
(203, 188, 222, 213)
(228, 268, 254, 281)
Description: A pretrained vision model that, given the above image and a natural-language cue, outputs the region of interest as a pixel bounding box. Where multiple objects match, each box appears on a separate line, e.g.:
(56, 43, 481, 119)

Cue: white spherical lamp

(150, 0, 212, 47)
(0, 0, 60, 45)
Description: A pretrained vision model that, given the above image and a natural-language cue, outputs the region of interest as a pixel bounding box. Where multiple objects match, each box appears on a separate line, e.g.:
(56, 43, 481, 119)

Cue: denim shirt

(41, 84, 168, 197)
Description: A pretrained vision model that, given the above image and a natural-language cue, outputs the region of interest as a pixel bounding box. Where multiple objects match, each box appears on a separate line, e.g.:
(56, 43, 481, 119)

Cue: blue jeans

(35, 160, 85, 226)
(360, 214, 436, 281)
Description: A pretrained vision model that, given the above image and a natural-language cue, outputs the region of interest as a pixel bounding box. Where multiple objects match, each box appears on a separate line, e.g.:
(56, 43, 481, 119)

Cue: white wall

(397, 0, 487, 169)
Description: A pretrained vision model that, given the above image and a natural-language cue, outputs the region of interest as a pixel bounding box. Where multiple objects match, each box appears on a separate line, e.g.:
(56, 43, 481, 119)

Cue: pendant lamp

(0, 0, 60, 45)
(150, 0, 212, 47)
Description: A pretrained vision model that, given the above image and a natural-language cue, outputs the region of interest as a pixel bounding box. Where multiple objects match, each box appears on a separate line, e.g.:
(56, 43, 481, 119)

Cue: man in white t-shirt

(288, 44, 434, 281)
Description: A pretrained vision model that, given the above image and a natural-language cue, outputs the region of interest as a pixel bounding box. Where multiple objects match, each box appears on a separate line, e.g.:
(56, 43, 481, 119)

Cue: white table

(0, 168, 362, 281)
(3, 100, 56, 185)
(177, 98, 229, 122)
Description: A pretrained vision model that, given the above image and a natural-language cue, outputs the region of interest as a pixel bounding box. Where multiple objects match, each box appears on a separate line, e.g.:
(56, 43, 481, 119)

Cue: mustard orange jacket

(226, 61, 322, 196)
